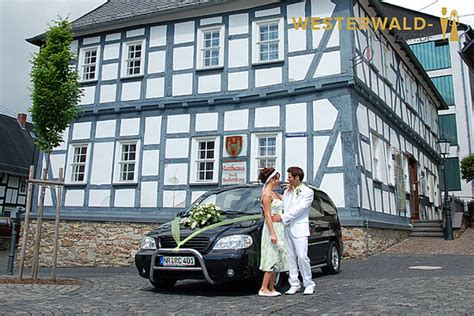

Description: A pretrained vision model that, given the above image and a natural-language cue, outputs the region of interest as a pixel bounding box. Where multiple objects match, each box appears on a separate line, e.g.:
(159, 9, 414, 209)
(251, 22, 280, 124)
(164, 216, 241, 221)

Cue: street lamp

(437, 138, 453, 240)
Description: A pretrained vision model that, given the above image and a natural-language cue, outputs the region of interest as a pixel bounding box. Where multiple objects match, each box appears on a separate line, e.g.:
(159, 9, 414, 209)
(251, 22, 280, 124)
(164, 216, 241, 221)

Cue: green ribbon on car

(171, 215, 261, 251)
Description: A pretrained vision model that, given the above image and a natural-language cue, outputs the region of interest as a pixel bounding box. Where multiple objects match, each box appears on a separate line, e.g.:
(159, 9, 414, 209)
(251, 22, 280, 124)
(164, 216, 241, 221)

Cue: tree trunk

(31, 152, 50, 280)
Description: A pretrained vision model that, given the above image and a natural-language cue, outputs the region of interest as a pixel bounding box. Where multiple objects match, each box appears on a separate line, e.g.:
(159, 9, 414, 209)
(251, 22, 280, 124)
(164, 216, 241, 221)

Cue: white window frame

(121, 40, 146, 78)
(66, 143, 91, 184)
(252, 17, 284, 64)
(370, 134, 383, 182)
(78, 46, 100, 82)
(114, 140, 141, 183)
(190, 137, 220, 184)
(197, 25, 225, 69)
(250, 133, 282, 182)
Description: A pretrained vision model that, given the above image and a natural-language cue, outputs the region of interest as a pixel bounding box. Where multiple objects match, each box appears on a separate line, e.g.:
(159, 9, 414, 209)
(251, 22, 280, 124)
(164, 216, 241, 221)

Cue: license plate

(160, 256, 195, 267)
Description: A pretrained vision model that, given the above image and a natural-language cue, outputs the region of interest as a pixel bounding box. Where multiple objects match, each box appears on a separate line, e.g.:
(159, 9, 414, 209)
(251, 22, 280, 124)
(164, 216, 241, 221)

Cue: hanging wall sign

(225, 136, 243, 157)
(222, 161, 246, 185)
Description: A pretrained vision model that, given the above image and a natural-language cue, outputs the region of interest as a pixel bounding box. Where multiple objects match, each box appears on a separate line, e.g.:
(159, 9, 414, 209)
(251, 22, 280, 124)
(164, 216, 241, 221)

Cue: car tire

(274, 272, 289, 293)
(150, 278, 177, 289)
(321, 241, 341, 275)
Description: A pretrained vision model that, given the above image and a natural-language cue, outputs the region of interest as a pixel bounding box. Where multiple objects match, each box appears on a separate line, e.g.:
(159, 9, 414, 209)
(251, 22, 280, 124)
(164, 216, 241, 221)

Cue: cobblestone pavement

(1, 252, 473, 315)
(385, 228, 474, 255)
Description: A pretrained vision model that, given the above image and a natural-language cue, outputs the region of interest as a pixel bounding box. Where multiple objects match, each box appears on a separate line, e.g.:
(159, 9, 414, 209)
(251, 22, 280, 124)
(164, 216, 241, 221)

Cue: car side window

(317, 193, 337, 217)
(310, 193, 324, 218)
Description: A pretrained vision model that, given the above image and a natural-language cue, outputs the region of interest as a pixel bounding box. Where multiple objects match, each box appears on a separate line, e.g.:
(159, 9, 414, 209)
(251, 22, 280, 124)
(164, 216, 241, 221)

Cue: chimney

(17, 113, 27, 129)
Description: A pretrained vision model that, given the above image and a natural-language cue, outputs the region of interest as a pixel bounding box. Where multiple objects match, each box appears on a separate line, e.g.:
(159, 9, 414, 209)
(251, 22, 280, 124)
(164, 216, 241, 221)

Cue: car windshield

(191, 187, 262, 215)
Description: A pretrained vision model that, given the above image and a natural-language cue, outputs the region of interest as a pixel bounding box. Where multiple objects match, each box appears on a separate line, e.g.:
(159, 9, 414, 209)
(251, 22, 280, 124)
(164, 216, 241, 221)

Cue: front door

(408, 156, 420, 220)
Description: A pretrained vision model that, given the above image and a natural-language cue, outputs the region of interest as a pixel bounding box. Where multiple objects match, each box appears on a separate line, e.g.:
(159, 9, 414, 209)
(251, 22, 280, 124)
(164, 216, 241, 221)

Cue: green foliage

(460, 154, 474, 182)
(30, 17, 82, 153)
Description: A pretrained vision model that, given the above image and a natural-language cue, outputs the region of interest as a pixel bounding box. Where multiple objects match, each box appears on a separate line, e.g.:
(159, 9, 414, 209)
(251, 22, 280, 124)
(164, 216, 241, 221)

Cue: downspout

(459, 35, 473, 154)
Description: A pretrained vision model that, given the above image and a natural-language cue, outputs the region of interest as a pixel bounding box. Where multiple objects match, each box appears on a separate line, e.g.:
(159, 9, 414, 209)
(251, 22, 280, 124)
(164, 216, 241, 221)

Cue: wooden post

(31, 167, 48, 280)
(18, 165, 35, 280)
(51, 168, 63, 281)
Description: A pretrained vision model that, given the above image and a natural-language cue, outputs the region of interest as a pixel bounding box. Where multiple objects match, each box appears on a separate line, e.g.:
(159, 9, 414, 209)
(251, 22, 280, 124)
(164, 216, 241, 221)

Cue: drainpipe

(458, 37, 473, 154)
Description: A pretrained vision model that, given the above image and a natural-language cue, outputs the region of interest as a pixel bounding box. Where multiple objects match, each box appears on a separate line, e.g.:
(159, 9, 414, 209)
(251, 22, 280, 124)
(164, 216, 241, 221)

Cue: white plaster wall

(144, 116, 162, 144)
(255, 106, 280, 128)
(229, 13, 248, 35)
(228, 71, 248, 91)
(313, 136, 330, 177)
(99, 84, 116, 103)
(361, 141, 372, 172)
(126, 28, 144, 37)
(288, 28, 306, 52)
(102, 63, 118, 81)
(50, 154, 66, 179)
(83, 36, 100, 45)
(389, 192, 397, 215)
(361, 174, 370, 209)
(88, 190, 111, 207)
(90, 142, 114, 184)
(81, 86, 95, 105)
(150, 25, 167, 47)
(196, 113, 218, 131)
(327, 134, 343, 167)
(228, 39, 248, 68)
(285, 137, 307, 173)
(374, 188, 382, 212)
(141, 182, 158, 208)
(174, 21, 195, 44)
(65, 190, 84, 207)
(167, 114, 190, 134)
(198, 74, 221, 94)
(311, 0, 335, 49)
(287, 2, 305, 23)
(163, 190, 187, 208)
(165, 139, 189, 158)
(172, 73, 193, 96)
(327, 29, 340, 48)
(255, 67, 282, 87)
(286, 103, 307, 132)
(383, 190, 390, 214)
(288, 54, 313, 82)
(120, 118, 140, 136)
(314, 99, 338, 131)
(314, 51, 340, 77)
(103, 43, 120, 60)
(121, 82, 141, 101)
(55, 128, 69, 150)
(148, 50, 166, 74)
(224, 110, 248, 131)
(72, 122, 91, 140)
(320, 173, 345, 207)
(105, 33, 121, 42)
(368, 109, 376, 130)
(44, 188, 53, 207)
(191, 191, 206, 203)
(96, 120, 116, 138)
(255, 7, 280, 17)
(201, 17, 222, 25)
(173, 46, 194, 70)
(164, 164, 188, 185)
(114, 189, 135, 207)
(146, 78, 165, 99)
(142, 150, 160, 176)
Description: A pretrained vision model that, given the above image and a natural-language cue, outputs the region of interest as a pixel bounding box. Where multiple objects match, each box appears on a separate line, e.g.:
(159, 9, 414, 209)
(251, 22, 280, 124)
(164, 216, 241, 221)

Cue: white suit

(282, 184, 315, 289)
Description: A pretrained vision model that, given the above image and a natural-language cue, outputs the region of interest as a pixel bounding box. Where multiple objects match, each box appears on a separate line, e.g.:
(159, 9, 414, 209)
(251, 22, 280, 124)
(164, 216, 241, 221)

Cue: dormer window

(122, 40, 145, 77)
(197, 26, 224, 69)
(79, 46, 100, 82)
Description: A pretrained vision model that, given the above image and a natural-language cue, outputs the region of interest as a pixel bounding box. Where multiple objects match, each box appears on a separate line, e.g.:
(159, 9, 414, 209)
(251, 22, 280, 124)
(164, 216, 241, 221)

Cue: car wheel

(150, 278, 177, 289)
(321, 241, 341, 275)
(274, 272, 289, 293)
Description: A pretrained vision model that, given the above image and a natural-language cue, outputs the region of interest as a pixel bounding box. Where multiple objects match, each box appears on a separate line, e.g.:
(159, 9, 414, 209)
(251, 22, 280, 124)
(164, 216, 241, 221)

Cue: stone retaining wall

(342, 227, 410, 258)
(16, 220, 410, 267)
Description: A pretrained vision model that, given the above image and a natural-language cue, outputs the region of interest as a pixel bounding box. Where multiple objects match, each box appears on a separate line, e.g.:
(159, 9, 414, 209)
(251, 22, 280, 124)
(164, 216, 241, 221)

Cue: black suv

(135, 184, 343, 289)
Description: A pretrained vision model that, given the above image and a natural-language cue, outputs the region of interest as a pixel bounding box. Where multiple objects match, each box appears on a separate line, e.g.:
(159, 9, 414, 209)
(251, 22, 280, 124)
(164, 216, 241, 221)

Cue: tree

(460, 154, 474, 183)
(29, 17, 82, 279)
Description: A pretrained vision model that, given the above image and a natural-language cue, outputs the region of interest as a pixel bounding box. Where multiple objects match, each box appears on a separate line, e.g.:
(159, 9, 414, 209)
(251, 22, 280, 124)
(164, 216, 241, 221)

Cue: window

(79, 47, 99, 81)
(122, 41, 145, 77)
(386, 144, 395, 185)
(409, 39, 451, 71)
(431, 75, 455, 106)
(253, 18, 284, 63)
(439, 114, 458, 145)
(19, 180, 27, 194)
(119, 143, 137, 182)
(197, 26, 224, 69)
(196, 140, 215, 181)
(256, 136, 276, 175)
(70, 145, 88, 182)
(190, 137, 220, 183)
(371, 134, 383, 181)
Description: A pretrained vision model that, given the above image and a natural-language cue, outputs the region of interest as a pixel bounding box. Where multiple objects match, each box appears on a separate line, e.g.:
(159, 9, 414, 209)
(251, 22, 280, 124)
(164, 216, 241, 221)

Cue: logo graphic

(440, 7, 460, 42)
(225, 136, 243, 157)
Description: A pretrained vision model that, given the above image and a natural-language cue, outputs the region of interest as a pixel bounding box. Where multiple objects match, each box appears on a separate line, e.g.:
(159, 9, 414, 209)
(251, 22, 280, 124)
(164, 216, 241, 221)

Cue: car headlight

(141, 236, 157, 250)
(213, 234, 253, 250)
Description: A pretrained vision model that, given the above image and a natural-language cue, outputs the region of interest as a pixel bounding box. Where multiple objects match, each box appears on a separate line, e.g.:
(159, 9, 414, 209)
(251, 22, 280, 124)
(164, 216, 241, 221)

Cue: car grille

(159, 235, 210, 253)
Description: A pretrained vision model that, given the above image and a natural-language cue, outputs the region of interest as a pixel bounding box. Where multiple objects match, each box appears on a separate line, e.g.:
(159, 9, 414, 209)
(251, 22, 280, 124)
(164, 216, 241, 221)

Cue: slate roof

(0, 115, 36, 177)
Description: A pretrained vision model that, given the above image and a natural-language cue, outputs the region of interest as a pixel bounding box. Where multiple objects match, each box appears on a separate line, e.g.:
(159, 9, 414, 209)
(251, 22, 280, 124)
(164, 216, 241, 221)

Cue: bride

(258, 167, 288, 297)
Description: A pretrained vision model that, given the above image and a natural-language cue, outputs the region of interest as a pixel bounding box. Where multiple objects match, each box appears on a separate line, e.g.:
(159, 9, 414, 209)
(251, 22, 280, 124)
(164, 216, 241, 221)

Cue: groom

(272, 166, 315, 295)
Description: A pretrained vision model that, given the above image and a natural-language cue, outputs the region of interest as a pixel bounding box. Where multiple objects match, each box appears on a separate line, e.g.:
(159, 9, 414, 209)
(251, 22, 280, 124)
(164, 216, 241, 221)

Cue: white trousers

(284, 231, 315, 288)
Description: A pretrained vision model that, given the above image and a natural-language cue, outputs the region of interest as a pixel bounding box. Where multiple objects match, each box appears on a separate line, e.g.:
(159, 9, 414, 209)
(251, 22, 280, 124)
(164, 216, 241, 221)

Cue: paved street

(1, 250, 473, 315)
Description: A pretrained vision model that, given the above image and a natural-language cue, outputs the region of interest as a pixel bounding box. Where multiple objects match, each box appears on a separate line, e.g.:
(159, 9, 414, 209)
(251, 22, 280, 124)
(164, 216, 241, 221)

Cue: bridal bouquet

(180, 203, 224, 229)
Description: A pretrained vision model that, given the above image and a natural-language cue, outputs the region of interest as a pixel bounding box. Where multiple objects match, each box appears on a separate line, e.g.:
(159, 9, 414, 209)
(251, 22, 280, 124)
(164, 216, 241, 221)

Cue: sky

(0, 0, 473, 119)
